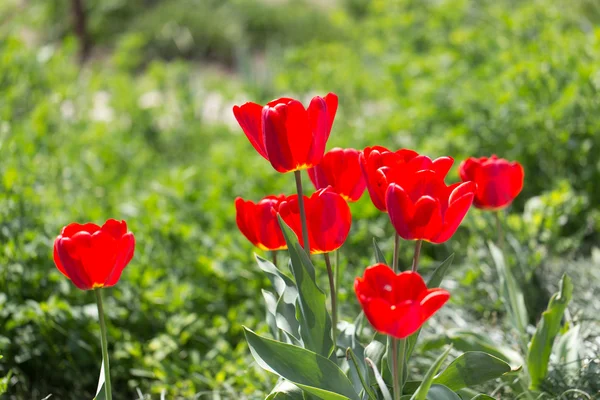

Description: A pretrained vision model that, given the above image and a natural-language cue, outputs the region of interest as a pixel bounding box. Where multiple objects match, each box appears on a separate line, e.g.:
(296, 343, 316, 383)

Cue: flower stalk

(294, 170, 311, 255)
(95, 289, 112, 400)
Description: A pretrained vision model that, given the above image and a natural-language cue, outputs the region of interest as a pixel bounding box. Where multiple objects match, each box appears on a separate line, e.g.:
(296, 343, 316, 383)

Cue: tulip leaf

(405, 254, 454, 361)
(365, 357, 392, 400)
(244, 328, 360, 400)
(372, 238, 389, 265)
(263, 289, 281, 340)
(470, 395, 495, 399)
(256, 255, 301, 341)
(433, 351, 511, 391)
(338, 322, 370, 396)
(266, 380, 305, 400)
(527, 273, 573, 389)
(554, 324, 581, 377)
(346, 348, 377, 400)
(489, 243, 528, 337)
(277, 216, 334, 357)
(410, 345, 453, 400)
(402, 384, 461, 400)
(94, 360, 106, 400)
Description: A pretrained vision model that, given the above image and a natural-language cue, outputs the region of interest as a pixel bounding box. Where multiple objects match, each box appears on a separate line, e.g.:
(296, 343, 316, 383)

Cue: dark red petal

(386, 184, 416, 240)
(104, 232, 135, 287)
(263, 105, 296, 173)
(53, 237, 69, 278)
(306, 96, 331, 167)
(419, 289, 450, 322)
(56, 237, 93, 290)
(434, 191, 474, 243)
(411, 196, 442, 241)
(235, 198, 260, 247)
(284, 100, 312, 168)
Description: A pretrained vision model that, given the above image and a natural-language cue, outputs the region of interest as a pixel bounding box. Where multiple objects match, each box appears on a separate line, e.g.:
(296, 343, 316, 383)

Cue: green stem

(324, 253, 337, 345)
(392, 233, 400, 272)
(272, 250, 278, 268)
(392, 338, 406, 399)
(95, 289, 112, 400)
(411, 240, 423, 273)
(294, 170, 310, 255)
(334, 249, 340, 315)
(495, 210, 504, 251)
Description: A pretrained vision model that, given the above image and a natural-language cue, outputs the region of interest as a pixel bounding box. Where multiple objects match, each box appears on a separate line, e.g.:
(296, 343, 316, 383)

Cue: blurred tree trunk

(71, 0, 90, 62)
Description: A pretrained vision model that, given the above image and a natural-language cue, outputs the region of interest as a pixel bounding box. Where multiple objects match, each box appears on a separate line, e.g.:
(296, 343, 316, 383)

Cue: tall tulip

(235, 195, 287, 251)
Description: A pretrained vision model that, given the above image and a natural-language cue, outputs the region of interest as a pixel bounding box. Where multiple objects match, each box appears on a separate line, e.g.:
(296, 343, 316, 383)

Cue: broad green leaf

(94, 360, 106, 400)
(406, 254, 454, 360)
(489, 243, 528, 337)
(527, 274, 573, 389)
(245, 328, 360, 400)
(365, 357, 392, 400)
(554, 324, 581, 377)
(425, 384, 461, 400)
(364, 337, 387, 386)
(470, 395, 495, 399)
(411, 346, 453, 400)
(256, 255, 301, 341)
(278, 216, 334, 357)
(266, 380, 305, 400)
(373, 238, 389, 265)
(346, 348, 377, 400)
(338, 322, 369, 395)
(263, 289, 280, 340)
(433, 352, 511, 391)
(421, 329, 523, 368)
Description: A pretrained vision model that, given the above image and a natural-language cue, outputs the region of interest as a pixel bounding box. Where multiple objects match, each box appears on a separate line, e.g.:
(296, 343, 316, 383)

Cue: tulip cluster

(49, 90, 524, 400)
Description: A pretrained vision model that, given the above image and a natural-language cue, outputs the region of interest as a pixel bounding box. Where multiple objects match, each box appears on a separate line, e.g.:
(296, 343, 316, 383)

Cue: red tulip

(53, 219, 135, 290)
(458, 155, 524, 210)
(354, 264, 450, 339)
(386, 170, 475, 243)
(359, 146, 453, 211)
(233, 93, 338, 173)
(235, 195, 287, 251)
(307, 147, 366, 202)
(276, 187, 351, 254)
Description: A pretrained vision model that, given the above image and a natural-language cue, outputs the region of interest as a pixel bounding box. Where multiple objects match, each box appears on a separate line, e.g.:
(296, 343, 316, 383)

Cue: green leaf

(365, 357, 392, 400)
(406, 254, 454, 360)
(470, 395, 495, 400)
(256, 255, 301, 341)
(346, 348, 377, 400)
(527, 274, 573, 389)
(411, 346, 453, 400)
(554, 324, 581, 377)
(266, 380, 305, 400)
(421, 329, 523, 368)
(244, 328, 360, 400)
(94, 360, 106, 400)
(338, 322, 369, 395)
(278, 216, 334, 357)
(263, 289, 280, 340)
(425, 384, 462, 400)
(373, 238, 389, 265)
(489, 242, 528, 337)
(433, 352, 511, 391)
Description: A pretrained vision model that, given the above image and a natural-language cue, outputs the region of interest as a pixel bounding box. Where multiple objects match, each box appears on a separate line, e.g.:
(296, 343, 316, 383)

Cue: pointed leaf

(424, 385, 461, 400)
(245, 328, 360, 400)
(373, 238, 389, 265)
(278, 216, 334, 357)
(266, 380, 305, 400)
(433, 352, 511, 391)
(554, 324, 581, 377)
(410, 346, 453, 400)
(527, 274, 573, 389)
(365, 357, 392, 400)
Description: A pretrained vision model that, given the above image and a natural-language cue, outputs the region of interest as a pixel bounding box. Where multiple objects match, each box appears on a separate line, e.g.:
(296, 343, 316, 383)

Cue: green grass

(0, 0, 599, 398)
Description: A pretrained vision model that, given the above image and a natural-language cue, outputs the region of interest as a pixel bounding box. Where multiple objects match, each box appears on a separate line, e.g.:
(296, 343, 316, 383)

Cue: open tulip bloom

(459, 155, 524, 210)
(308, 147, 366, 202)
(354, 263, 450, 339)
(360, 146, 454, 212)
(233, 93, 338, 173)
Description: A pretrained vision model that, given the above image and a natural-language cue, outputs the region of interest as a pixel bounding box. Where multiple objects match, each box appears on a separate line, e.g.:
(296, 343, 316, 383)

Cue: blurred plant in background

(0, 0, 599, 398)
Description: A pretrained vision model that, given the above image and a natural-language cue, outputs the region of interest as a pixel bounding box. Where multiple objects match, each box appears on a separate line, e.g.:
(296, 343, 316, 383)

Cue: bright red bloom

(277, 187, 351, 254)
(53, 219, 135, 290)
(386, 170, 475, 243)
(354, 264, 450, 339)
(458, 155, 524, 210)
(359, 146, 453, 212)
(307, 147, 366, 202)
(235, 195, 287, 251)
(233, 93, 338, 173)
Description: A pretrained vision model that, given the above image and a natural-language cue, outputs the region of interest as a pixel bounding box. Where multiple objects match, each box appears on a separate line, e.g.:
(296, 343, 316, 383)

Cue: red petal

(233, 102, 268, 160)
(386, 184, 416, 240)
(105, 232, 135, 287)
(262, 105, 296, 173)
(434, 190, 474, 243)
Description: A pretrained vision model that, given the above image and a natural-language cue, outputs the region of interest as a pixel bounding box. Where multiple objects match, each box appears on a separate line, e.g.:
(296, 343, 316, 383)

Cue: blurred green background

(0, 0, 599, 398)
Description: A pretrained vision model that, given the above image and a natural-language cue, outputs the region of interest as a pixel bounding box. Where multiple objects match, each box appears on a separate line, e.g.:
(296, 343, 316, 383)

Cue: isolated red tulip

(355, 264, 450, 339)
(53, 219, 135, 290)
(276, 187, 351, 254)
(235, 195, 287, 251)
(233, 93, 338, 173)
(307, 147, 366, 202)
(386, 170, 475, 243)
(359, 146, 453, 211)
(459, 155, 524, 210)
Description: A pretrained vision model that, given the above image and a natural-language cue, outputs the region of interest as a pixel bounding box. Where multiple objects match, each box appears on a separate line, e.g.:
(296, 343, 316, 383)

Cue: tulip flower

(53, 219, 135, 290)
(386, 170, 475, 243)
(276, 187, 351, 254)
(235, 195, 287, 251)
(359, 146, 453, 211)
(307, 147, 366, 202)
(354, 263, 450, 339)
(458, 155, 524, 210)
(233, 93, 338, 173)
